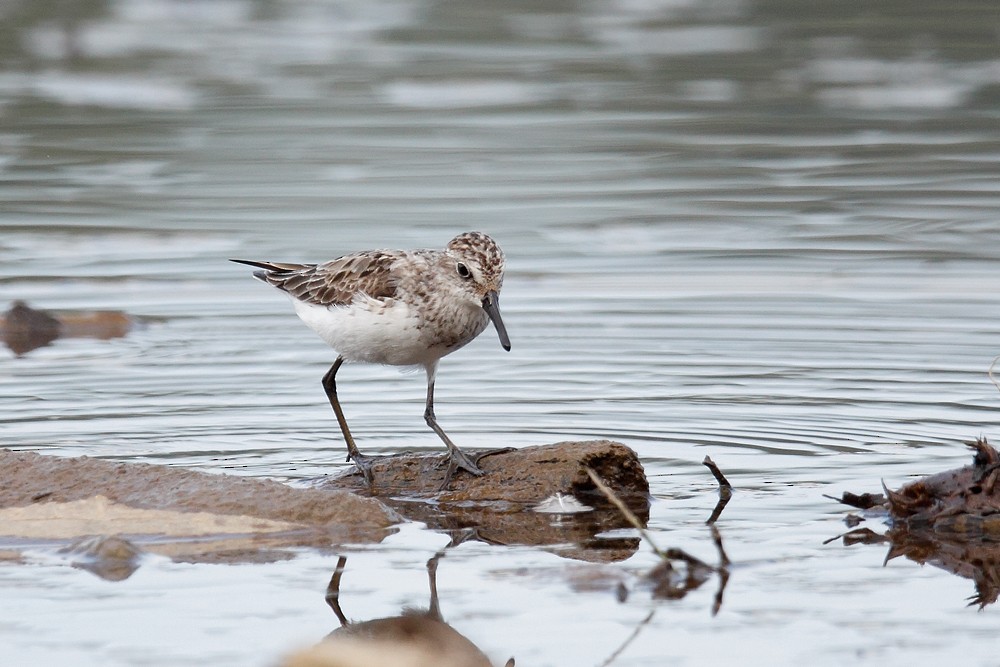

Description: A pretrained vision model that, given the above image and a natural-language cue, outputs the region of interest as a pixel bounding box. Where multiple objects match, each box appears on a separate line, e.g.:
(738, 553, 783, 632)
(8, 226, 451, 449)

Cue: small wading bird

(232, 231, 511, 488)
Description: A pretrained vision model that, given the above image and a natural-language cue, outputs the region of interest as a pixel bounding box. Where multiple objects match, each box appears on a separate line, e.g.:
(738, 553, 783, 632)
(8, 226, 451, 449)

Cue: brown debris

(833, 438, 1000, 531)
(830, 491, 886, 511)
(885, 438, 1000, 530)
(832, 437, 1000, 607)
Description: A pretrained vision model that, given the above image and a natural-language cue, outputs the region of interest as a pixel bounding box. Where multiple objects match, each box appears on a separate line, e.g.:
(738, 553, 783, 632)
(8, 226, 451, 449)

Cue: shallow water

(3, 0, 1000, 664)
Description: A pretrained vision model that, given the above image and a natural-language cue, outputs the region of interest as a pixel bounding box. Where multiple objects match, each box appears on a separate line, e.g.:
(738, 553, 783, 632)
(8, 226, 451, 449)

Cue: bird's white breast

(291, 296, 475, 367)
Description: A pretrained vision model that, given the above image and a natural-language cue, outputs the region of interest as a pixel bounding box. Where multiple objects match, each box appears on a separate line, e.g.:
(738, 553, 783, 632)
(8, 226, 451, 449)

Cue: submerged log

(324, 440, 648, 504)
(322, 440, 650, 562)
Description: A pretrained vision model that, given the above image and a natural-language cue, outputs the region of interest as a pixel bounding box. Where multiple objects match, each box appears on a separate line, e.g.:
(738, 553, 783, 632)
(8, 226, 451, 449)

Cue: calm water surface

(2, 0, 1000, 665)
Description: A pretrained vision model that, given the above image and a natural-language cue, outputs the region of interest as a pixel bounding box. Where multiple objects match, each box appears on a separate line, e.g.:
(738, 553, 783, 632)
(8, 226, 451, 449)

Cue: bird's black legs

(423, 369, 488, 490)
(323, 359, 509, 490)
(322, 356, 374, 485)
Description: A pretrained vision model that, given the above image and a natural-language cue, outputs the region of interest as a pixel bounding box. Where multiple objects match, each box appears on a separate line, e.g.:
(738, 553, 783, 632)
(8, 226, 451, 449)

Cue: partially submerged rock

(1, 300, 138, 355)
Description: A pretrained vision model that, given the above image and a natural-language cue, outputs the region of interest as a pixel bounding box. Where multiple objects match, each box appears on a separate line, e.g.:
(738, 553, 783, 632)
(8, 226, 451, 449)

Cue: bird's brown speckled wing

(232, 251, 400, 306)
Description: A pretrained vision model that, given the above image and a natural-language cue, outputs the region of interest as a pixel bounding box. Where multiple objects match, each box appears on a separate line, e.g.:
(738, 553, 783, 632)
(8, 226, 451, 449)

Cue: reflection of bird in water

(282, 552, 514, 667)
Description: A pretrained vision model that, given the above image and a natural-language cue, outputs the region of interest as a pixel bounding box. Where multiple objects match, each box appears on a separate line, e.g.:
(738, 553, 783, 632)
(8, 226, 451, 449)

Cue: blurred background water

(2, 0, 1000, 665)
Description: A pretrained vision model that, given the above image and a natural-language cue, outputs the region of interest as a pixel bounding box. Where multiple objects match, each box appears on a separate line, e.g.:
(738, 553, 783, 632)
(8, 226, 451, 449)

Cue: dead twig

(703, 456, 733, 524)
(702, 456, 733, 490)
(587, 465, 733, 615)
(823, 491, 886, 510)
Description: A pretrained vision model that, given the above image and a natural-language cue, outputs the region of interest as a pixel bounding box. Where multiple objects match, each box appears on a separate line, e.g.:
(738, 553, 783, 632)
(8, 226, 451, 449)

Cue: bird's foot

(437, 446, 515, 491)
(347, 450, 375, 487)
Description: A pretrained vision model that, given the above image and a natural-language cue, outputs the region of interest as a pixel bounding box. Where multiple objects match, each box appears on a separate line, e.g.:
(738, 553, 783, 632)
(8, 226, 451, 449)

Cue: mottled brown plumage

(236, 252, 401, 307)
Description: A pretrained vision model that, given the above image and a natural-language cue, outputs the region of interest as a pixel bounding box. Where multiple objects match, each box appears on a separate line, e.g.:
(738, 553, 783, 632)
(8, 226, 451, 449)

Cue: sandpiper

(232, 231, 511, 488)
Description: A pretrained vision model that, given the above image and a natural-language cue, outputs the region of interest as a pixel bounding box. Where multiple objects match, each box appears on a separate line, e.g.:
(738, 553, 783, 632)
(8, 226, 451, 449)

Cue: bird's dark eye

(456, 262, 472, 279)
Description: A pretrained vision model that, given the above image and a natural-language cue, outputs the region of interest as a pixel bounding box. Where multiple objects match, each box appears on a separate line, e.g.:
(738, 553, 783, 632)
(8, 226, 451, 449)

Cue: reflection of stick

(585, 467, 666, 559)
(588, 467, 733, 616)
(709, 525, 730, 616)
(990, 355, 1000, 396)
(597, 609, 655, 667)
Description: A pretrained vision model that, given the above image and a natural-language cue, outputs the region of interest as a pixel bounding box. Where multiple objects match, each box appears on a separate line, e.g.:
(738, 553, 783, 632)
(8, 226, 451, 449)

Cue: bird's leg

(322, 357, 373, 485)
(423, 367, 486, 489)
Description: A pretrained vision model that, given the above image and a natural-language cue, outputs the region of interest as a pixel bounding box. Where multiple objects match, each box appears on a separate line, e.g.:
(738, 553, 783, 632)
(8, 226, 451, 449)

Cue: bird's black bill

(482, 290, 511, 351)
